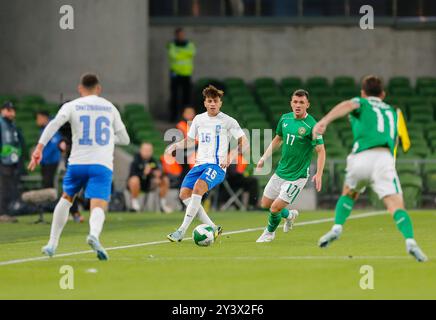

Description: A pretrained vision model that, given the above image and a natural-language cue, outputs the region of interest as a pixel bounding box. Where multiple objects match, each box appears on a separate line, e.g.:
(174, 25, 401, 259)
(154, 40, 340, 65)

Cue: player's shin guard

(90, 207, 105, 240)
(267, 211, 282, 232)
(180, 194, 202, 233)
(334, 195, 355, 225)
(393, 209, 414, 239)
(48, 198, 72, 247)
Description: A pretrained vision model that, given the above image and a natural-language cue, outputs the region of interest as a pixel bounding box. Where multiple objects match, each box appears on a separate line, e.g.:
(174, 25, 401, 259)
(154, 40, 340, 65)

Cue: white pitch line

(0, 210, 386, 267)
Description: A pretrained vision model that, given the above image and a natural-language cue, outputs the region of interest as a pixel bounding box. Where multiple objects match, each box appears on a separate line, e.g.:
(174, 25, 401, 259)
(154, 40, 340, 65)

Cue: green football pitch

(0, 209, 435, 300)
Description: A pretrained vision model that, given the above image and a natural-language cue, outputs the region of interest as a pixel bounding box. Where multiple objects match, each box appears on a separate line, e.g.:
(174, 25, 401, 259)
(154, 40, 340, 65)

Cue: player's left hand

(312, 173, 322, 192)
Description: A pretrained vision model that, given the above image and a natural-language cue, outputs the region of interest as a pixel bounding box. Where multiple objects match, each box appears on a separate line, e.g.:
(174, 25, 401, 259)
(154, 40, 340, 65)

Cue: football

(192, 224, 215, 247)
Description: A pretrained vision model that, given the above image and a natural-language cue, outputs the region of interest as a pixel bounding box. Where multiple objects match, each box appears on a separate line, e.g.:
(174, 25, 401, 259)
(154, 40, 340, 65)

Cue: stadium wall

(149, 25, 436, 117)
(0, 0, 149, 106)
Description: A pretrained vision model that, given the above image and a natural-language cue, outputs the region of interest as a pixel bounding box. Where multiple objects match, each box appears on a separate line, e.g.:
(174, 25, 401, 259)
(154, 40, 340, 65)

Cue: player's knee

(179, 188, 191, 201)
(62, 193, 74, 203)
(269, 204, 282, 214)
(128, 176, 140, 187)
(260, 199, 271, 209)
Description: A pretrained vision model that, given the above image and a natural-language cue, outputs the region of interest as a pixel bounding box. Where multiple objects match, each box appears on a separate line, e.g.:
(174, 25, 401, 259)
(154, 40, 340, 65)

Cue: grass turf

(0, 209, 435, 299)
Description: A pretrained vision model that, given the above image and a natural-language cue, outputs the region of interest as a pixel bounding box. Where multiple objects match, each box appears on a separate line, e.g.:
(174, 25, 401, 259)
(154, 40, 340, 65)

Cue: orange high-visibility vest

(160, 155, 183, 176)
(176, 120, 189, 138)
(235, 155, 248, 174)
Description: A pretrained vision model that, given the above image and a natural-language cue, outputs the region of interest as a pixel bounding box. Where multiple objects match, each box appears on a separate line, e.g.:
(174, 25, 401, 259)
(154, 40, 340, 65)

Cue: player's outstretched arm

(28, 113, 69, 171)
(313, 100, 359, 137)
(312, 144, 326, 192)
(257, 135, 283, 170)
(221, 135, 250, 169)
(165, 137, 195, 155)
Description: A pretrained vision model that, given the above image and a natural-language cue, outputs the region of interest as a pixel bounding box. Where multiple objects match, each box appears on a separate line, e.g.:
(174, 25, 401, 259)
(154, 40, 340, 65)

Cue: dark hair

(362, 75, 383, 97)
(36, 110, 50, 118)
(292, 89, 310, 100)
(80, 73, 100, 89)
(203, 85, 224, 99)
(175, 27, 183, 35)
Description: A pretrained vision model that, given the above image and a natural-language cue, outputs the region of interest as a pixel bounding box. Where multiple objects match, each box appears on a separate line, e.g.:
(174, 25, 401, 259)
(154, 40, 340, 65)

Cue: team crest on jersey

(215, 125, 221, 134)
(298, 127, 306, 136)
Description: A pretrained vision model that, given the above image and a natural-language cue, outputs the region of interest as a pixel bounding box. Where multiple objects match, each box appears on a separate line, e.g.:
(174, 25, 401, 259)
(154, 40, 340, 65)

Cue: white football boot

(406, 239, 428, 262)
(256, 229, 275, 243)
(283, 210, 299, 233)
(318, 225, 343, 248)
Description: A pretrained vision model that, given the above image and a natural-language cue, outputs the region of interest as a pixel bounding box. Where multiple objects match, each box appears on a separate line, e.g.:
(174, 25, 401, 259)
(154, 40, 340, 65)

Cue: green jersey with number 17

(350, 97, 398, 155)
(275, 112, 324, 181)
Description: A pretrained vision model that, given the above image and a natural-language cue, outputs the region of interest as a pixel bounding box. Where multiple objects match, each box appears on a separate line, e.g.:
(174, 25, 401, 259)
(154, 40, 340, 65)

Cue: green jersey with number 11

(350, 97, 398, 155)
(275, 112, 324, 181)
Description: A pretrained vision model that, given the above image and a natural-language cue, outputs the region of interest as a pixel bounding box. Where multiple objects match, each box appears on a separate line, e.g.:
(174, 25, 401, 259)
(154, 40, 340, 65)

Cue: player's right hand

(28, 149, 42, 172)
(165, 144, 177, 155)
(256, 158, 265, 171)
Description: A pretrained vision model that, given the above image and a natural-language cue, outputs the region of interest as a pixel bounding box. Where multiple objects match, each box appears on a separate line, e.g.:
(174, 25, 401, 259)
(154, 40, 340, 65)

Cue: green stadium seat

(416, 77, 436, 91)
(400, 174, 423, 208)
(333, 76, 355, 88)
(281, 77, 303, 94)
(388, 77, 411, 89)
(257, 87, 282, 98)
(336, 87, 359, 99)
(227, 86, 252, 97)
(21, 95, 45, 105)
(418, 87, 436, 97)
(254, 77, 276, 89)
(321, 97, 343, 112)
(409, 113, 434, 124)
(310, 87, 333, 98)
(390, 87, 415, 97)
(232, 96, 256, 106)
(223, 78, 245, 89)
(0, 95, 18, 104)
(306, 77, 329, 89)
(396, 162, 420, 175)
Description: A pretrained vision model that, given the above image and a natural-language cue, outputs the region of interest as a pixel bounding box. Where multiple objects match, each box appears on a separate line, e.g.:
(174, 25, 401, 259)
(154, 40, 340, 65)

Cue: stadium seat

(21, 94, 45, 105)
(336, 87, 359, 99)
(0, 94, 18, 104)
(388, 77, 411, 90)
(306, 77, 329, 89)
(390, 87, 415, 97)
(254, 77, 277, 89)
(409, 113, 434, 124)
(400, 174, 423, 208)
(416, 77, 436, 91)
(223, 78, 245, 89)
(419, 87, 436, 97)
(281, 77, 303, 94)
(310, 87, 333, 98)
(333, 76, 355, 89)
(396, 162, 420, 175)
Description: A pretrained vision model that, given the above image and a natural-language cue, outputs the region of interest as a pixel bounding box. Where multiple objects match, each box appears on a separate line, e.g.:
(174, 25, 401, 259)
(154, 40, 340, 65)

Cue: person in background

(36, 111, 62, 188)
(127, 143, 172, 213)
(0, 102, 25, 223)
(167, 28, 196, 122)
(58, 102, 84, 223)
(176, 106, 197, 181)
(225, 154, 260, 211)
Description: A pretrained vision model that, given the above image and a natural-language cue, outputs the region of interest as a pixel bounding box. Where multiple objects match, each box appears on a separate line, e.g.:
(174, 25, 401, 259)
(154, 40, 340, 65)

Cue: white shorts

(263, 174, 308, 204)
(345, 148, 403, 199)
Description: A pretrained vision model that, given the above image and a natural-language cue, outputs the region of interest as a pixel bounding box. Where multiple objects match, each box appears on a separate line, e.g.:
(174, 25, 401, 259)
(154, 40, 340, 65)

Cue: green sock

(267, 211, 282, 232)
(280, 208, 290, 219)
(334, 195, 355, 225)
(393, 209, 414, 239)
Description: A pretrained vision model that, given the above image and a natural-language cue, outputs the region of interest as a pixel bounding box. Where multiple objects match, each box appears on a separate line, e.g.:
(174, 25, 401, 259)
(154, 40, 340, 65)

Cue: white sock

(183, 197, 216, 227)
(179, 194, 202, 233)
(48, 198, 72, 248)
(332, 224, 343, 235)
(89, 207, 105, 240)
